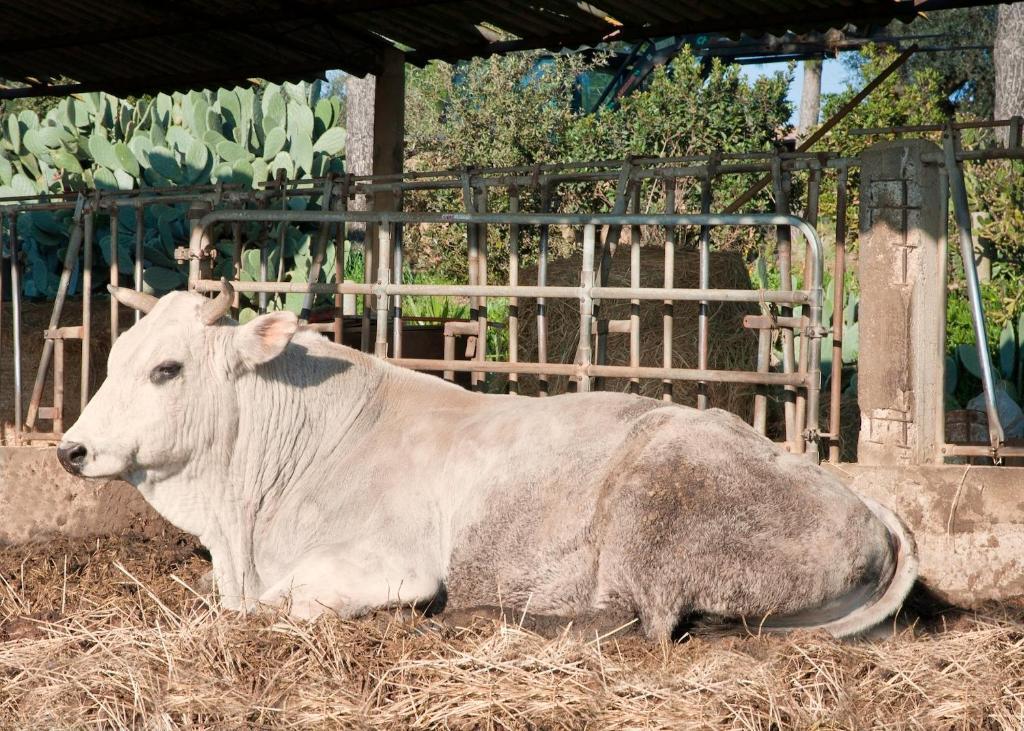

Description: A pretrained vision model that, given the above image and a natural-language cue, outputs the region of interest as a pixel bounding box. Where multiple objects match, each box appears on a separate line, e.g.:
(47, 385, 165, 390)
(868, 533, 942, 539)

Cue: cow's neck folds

(192, 339, 383, 597)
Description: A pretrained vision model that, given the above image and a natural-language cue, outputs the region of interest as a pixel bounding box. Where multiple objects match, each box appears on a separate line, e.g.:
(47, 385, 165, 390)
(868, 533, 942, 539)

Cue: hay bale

(505, 246, 758, 420)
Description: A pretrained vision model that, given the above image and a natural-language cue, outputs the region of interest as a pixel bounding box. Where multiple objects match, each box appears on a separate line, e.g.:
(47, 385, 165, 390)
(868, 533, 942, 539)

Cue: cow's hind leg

(595, 411, 895, 642)
(259, 544, 441, 620)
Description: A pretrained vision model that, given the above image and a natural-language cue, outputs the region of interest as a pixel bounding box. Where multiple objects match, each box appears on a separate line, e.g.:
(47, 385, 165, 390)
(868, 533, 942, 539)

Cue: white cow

(58, 283, 917, 641)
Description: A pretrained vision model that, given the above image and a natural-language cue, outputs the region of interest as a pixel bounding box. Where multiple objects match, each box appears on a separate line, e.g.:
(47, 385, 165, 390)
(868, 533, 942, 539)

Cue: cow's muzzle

(56, 441, 88, 475)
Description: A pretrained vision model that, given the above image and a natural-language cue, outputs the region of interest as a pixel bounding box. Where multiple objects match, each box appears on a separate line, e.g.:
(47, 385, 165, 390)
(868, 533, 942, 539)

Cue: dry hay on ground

(503, 247, 759, 421)
(1, 532, 1023, 729)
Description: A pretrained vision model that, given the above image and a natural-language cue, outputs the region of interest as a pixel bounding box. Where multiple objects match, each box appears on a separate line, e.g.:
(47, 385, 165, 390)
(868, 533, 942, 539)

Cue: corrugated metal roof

(0, 0, 1003, 97)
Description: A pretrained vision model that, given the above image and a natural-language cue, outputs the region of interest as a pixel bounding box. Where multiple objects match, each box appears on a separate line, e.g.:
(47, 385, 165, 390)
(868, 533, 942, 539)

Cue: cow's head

(57, 282, 298, 482)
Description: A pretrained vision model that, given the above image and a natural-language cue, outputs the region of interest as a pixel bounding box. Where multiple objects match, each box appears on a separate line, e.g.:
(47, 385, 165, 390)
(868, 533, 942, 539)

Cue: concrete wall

(836, 462, 1024, 607)
(0, 446, 167, 544)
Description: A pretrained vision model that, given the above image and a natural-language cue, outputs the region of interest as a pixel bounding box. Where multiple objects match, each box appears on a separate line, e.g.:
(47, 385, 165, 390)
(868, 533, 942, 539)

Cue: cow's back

(444, 397, 893, 636)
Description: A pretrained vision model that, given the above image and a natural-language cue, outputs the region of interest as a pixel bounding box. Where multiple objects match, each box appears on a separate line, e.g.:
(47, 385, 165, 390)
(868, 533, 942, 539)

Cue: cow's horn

(107, 285, 158, 314)
(201, 278, 234, 325)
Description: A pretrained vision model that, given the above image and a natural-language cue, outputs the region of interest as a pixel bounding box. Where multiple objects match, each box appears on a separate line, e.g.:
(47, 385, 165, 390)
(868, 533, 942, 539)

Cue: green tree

(406, 52, 594, 170)
(402, 49, 792, 278)
(887, 7, 996, 118)
(821, 45, 947, 157)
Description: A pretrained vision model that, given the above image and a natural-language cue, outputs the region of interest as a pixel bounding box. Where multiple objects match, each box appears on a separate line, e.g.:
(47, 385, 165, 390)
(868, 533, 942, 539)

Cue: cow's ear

(233, 311, 298, 368)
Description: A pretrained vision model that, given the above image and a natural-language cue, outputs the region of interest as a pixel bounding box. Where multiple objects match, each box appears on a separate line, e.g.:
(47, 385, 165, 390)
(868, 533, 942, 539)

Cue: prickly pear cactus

(0, 82, 346, 298)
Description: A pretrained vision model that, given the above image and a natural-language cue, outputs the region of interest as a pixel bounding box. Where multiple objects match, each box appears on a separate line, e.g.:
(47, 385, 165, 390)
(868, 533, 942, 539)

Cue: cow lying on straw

(58, 283, 917, 641)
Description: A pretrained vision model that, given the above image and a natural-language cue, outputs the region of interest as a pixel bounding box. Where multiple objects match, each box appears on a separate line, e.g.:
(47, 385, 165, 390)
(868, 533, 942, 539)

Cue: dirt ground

(1, 531, 1022, 729)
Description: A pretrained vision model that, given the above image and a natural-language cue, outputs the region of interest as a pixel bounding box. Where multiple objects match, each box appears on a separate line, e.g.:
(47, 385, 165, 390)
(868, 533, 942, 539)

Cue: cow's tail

(813, 496, 919, 637)
(749, 496, 919, 639)
(688, 497, 919, 640)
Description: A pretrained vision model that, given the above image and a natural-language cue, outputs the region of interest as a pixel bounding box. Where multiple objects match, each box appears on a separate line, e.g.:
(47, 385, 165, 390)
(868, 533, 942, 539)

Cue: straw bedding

(1, 530, 1022, 729)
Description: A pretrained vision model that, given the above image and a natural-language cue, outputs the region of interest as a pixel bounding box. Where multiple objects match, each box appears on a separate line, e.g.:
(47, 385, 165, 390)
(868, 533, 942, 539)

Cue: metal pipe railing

(9, 212, 23, 438)
(942, 125, 1005, 454)
(2, 154, 834, 456)
(193, 208, 825, 454)
(828, 166, 850, 462)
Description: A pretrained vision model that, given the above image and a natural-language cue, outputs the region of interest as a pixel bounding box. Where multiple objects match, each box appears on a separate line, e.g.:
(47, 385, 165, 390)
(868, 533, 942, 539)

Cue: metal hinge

(174, 247, 217, 264)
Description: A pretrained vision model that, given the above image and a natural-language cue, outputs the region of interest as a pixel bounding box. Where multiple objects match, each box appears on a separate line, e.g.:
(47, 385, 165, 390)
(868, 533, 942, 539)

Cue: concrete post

(857, 139, 947, 465)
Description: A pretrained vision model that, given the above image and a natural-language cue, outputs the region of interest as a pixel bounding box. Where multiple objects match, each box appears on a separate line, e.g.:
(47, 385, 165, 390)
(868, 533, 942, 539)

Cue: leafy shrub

(0, 82, 345, 299)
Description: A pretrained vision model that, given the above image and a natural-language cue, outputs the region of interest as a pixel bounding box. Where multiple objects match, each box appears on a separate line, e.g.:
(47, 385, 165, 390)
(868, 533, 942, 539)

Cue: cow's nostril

(57, 442, 88, 474)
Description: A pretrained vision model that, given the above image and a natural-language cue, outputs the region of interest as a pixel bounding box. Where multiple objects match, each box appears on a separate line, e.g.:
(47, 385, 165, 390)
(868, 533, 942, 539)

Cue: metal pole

(393, 222, 404, 358)
(628, 185, 641, 395)
(443, 327, 456, 382)
(662, 178, 676, 401)
(258, 242, 269, 314)
(794, 165, 822, 445)
(360, 221, 376, 353)
(300, 174, 336, 323)
(462, 172, 481, 388)
(537, 184, 552, 396)
(508, 188, 520, 394)
(943, 124, 1005, 453)
(385, 358, 812, 386)
(374, 227, 391, 358)
(578, 224, 596, 393)
(134, 205, 144, 324)
(186, 200, 213, 292)
(82, 206, 93, 411)
(754, 328, 771, 434)
(187, 202, 208, 288)
(803, 222, 824, 458)
(23, 198, 84, 431)
(696, 169, 713, 409)
(475, 186, 489, 389)
(108, 202, 118, 344)
(334, 176, 350, 345)
(772, 157, 799, 451)
(231, 222, 242, 319)
(9, 213, 23, 438)
(195, 209, 827, 232)
(198, 279, 809, 303)
(828, 166, 849, 463)
(275, 185, 288, 285)
(53, 338, 64, 435)
(595, 162, 636, 384)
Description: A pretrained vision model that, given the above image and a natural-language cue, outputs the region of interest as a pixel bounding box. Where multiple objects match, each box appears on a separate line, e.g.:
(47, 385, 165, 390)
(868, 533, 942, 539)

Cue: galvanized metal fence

(192, 209, 826, 453)
(2, 151, 850, 459)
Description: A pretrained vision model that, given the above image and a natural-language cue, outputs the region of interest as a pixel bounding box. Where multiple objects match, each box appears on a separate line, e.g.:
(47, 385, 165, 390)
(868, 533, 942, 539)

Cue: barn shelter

(0, 0, 1009, 183)
(2, 1, 1024, 612)
(0, 1, 1002, 94)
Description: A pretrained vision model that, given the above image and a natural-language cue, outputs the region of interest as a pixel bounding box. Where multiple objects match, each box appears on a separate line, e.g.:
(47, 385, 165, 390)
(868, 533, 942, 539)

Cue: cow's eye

(150, 360, 183, 384)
